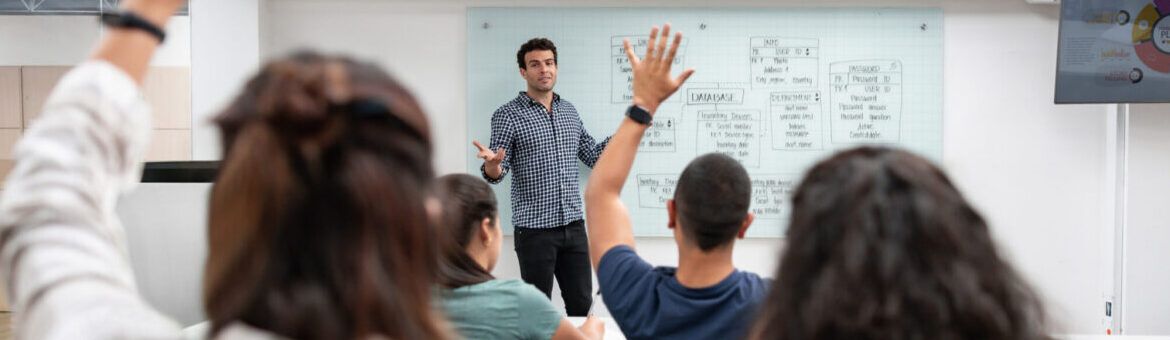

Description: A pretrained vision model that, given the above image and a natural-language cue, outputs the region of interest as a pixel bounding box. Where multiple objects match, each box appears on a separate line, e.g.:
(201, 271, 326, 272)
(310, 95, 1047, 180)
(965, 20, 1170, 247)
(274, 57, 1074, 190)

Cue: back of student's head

(435, 173, 497, 289)
(673, 153, 752, 251)
(750, 147, 1049, 340)
(203, 51, 449, 339)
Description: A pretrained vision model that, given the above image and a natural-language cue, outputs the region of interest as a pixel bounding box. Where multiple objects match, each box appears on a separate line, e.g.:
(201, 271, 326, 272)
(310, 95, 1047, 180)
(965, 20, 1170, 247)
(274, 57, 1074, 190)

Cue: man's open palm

(473, 140, 505, 165)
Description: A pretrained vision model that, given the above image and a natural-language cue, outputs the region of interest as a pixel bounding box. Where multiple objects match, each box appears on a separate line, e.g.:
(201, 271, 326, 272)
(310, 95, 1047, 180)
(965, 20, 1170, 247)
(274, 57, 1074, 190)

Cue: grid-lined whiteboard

(467, 8, 943, 237)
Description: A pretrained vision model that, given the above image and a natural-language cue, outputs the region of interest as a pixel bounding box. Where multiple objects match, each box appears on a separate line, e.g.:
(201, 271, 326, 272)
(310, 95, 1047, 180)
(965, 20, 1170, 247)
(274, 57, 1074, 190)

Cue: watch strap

(101, 11, 167, 43)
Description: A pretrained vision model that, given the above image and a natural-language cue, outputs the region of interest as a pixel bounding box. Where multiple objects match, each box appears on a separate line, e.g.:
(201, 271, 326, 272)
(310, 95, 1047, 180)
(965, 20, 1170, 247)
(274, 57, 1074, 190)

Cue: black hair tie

(329, 98, 424, 140)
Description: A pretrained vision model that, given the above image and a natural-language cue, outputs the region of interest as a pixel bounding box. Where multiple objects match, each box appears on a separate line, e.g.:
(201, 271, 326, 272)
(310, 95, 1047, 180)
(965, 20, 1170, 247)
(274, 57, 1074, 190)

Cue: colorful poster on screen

(1057, 0, 1170, 103)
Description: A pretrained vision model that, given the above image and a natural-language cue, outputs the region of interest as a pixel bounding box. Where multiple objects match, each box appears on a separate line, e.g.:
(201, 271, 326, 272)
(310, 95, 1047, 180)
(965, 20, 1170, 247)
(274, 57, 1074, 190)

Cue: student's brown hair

(749, 147, 1049, 340)
(434, 174, 497, 289)
(203, 51, 449, 339)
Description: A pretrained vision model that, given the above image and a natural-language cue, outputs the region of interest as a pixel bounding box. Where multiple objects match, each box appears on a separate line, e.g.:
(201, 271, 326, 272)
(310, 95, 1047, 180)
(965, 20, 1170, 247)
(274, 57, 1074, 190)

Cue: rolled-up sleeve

(0, 61, 182, 339)
(482, 107, 514, 184)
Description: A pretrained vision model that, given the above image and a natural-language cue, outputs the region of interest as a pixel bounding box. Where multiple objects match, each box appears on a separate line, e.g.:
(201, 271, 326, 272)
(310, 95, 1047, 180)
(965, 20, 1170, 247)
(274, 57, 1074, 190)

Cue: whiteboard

(466, 8, 943, 237)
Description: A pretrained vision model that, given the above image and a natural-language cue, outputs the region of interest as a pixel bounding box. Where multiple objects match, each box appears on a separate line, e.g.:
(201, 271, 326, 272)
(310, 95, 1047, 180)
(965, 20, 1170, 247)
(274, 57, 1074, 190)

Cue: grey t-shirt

(439, 279, 562, 339)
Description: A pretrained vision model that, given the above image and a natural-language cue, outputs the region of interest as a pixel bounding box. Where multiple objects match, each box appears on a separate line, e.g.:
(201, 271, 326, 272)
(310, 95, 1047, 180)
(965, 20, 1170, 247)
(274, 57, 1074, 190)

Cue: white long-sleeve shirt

(0, 61, 279, 340)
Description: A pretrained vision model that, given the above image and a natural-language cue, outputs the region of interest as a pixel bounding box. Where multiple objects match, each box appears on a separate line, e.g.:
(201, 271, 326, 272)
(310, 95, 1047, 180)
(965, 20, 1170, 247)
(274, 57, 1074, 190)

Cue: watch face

(627, 105, 651, 124)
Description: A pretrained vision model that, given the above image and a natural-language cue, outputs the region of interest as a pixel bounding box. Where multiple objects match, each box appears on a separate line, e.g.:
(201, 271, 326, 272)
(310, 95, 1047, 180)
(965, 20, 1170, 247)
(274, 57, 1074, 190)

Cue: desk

(186, 322, 1170, 340)
(185, 318, 627, 339)
(568, 316, 625, 340)
(1062, 336, 1170, 340)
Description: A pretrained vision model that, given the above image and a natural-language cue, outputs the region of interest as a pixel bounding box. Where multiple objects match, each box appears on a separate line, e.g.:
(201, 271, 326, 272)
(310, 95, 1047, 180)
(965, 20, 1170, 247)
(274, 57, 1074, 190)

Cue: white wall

(190, 0, 260, 160)
(0, 16, 191, 66)
(1123, 104, 1170, 334)
(118, 183, 211, 327)
(261, 0, 468, 173)
(0, 16, 96, 66)
(258, 0, 1124, 333)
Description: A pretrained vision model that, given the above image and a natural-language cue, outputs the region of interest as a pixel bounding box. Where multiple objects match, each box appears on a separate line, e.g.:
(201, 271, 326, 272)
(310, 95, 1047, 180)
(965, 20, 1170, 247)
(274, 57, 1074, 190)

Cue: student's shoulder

(598, 245, 670, 282)
(735, 270, 772, 296)
(598, 244, 641, 267)
(492, 279, 548, 298)
(495, 279, 559, 310)
(490, 278, 530, 289)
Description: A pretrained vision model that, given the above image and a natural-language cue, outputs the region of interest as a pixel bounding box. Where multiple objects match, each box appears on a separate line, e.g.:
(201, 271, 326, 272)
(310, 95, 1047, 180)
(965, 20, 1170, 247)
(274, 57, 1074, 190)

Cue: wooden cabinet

(4, 66, 193, 166)
(147, 130, 193, 161)
(0, 67, 21, 129)
(144, 67, 192, 130)
(20, 66, 70, 128)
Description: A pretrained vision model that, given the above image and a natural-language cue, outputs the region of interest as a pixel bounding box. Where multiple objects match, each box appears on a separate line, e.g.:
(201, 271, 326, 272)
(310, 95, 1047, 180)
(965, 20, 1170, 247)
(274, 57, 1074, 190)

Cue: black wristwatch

(626, 105, 652, 125)
(100, 11, 167, 43)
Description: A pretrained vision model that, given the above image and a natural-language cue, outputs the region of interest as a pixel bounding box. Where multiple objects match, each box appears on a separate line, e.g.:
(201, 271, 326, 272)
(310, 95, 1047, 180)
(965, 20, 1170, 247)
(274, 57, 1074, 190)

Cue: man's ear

(666, 199, 678, 230)
(737, 212, 755, 239)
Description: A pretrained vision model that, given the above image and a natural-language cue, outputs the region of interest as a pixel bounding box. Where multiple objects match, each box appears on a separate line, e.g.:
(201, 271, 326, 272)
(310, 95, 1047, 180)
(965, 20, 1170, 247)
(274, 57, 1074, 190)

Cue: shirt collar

(519, 91, 560, 107)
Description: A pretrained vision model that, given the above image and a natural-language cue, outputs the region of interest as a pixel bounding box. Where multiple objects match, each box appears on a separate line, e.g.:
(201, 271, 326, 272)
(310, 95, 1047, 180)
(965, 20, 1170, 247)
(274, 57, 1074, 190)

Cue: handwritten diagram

(468, 8, 943, 237)
(613, 36, 910, 223)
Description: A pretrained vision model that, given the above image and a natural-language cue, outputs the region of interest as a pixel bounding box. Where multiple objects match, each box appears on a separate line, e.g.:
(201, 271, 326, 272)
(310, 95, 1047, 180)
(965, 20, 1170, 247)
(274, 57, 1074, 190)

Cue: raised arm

(93, 0, 183, 84)
(585, 24, 694, 270)
(0, 0, 186, 338)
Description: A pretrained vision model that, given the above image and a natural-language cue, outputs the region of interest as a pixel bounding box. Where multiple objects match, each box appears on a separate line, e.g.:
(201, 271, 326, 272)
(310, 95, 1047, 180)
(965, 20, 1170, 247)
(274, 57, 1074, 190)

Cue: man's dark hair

(517, 38, 558, 69)
(673, 153, 752, 251)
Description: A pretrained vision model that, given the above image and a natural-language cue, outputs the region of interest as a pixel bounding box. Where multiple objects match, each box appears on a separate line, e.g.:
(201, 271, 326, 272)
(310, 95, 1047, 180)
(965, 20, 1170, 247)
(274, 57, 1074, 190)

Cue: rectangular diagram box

(750, 174, 798, 219)
(636, 174, 678, 208)
(750, 37, 819, 89)
(696, 110, 762, 167)
(639, 117, 678, 152)
(686, 88, 745, 105)
(770, 91, 823, 150)
(830, 60, 903, 143)
(612, 35, 688, 103)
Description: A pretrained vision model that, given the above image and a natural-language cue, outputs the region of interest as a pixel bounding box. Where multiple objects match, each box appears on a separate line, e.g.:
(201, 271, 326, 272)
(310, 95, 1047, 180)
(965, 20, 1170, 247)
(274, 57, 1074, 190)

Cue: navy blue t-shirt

(597, 245, 770, 340)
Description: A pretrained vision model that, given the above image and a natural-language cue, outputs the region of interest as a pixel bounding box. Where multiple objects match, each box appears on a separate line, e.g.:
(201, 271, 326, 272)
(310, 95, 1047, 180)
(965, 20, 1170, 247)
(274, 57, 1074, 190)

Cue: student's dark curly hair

(516, 38, 557, 69)
(749, 147, 1050, 340)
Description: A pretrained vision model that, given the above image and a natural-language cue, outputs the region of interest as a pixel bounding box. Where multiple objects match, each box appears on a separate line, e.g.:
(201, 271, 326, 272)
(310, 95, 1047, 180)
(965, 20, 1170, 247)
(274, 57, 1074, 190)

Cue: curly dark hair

(749, 147, 1050, 340)
(517, 37, 557, 69)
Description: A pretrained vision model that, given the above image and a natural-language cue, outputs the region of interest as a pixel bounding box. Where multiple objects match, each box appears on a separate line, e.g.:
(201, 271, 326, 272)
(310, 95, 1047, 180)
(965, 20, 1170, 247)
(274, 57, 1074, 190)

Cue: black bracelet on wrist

(100, 11, 167, 43)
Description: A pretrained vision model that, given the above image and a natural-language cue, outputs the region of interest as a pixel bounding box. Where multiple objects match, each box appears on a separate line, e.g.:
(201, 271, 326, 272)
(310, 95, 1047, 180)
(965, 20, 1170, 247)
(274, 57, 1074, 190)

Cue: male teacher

(472, 37, 610, 316)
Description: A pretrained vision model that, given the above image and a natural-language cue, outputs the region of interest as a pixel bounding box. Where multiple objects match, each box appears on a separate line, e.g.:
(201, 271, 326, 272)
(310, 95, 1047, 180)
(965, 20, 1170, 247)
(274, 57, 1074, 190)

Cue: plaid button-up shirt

(481, 92, 611, 229)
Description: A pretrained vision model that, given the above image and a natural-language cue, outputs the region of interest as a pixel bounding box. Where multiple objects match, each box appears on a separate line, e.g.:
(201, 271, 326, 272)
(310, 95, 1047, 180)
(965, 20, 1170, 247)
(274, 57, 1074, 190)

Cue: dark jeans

(514, 220, 593, 316)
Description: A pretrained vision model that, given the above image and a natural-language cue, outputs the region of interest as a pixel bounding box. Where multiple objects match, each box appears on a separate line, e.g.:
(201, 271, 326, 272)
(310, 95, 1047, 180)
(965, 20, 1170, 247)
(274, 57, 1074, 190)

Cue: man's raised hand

(472, 140, 505, 166)
(624, 23, 695, 114)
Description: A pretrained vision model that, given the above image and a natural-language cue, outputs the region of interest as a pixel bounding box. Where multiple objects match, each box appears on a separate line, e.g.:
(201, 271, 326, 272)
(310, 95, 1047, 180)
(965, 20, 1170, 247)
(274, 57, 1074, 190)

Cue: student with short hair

(748, 147, 1051, 340)
(584, 24, 769, 340)
(434, 174, 604, 340)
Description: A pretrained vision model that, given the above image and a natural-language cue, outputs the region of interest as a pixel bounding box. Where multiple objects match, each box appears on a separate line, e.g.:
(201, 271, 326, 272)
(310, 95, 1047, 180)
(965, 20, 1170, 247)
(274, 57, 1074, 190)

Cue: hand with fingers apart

(472, 140, 506, 168)
(624, 23, 695, 116)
